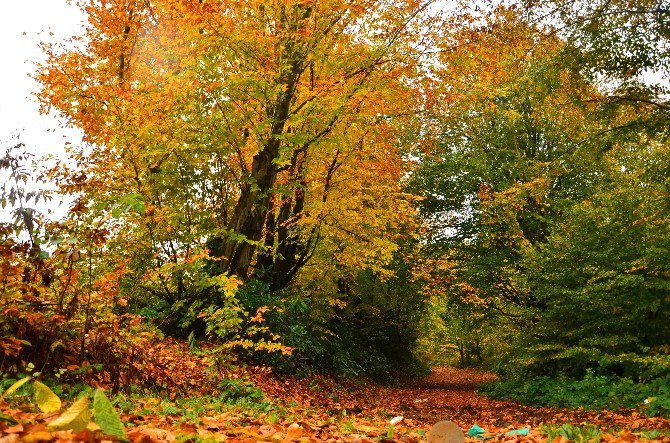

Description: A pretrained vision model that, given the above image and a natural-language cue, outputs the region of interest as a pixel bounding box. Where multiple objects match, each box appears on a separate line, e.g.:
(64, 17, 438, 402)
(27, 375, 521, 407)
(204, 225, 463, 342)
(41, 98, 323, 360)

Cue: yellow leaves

(33, 382, 62, 414)
(250, 306, 271, 323)
(47, 396, 91, 433)
(0, 376, 31, 402)
(20, 431, 53, 443)
(36, 0, 432, 295)
(328, 299, 347, 309)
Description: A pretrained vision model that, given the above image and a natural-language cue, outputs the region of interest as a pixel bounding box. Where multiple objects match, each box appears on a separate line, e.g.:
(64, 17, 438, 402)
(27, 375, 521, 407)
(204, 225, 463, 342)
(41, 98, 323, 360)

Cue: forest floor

(1, 339, 669, 443)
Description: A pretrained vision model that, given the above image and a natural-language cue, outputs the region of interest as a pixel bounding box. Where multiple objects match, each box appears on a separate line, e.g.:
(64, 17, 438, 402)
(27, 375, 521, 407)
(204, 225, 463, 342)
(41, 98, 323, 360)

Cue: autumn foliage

(1, 0, 670, 440)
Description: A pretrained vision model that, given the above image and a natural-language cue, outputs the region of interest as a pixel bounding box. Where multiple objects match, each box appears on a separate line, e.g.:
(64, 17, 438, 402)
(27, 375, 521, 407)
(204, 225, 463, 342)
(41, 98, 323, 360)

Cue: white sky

(1, 1, 86, 220)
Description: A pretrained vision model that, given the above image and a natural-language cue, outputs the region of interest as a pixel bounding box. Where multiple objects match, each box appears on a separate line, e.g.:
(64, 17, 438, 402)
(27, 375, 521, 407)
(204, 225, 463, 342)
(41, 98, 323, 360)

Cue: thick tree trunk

(218, 5, 312, 280)
(220, 145, 279, 277)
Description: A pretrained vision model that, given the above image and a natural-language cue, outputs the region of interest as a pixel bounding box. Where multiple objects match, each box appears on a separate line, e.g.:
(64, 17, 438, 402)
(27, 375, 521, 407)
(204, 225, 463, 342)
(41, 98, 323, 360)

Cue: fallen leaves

(2, 364, 670, 443)
(126, 426, 176, 443)
(285, 423, 303, 442)
(34, 382, 62, 414)
(21, 430, 54, 443)
(2, 425, 22, 434)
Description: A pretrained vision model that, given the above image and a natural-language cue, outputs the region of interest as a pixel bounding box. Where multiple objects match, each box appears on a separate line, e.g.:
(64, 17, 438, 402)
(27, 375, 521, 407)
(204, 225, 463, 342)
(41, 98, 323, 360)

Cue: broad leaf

(34, 381, 62, 413)
(93, 389, 126, 441)
(48, 396, 91, 433)
(0, 377, 31, 401)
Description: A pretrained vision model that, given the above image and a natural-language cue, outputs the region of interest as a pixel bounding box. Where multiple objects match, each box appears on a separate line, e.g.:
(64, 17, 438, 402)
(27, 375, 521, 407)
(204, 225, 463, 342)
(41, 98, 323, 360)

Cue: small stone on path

(427, 421, 465, 443)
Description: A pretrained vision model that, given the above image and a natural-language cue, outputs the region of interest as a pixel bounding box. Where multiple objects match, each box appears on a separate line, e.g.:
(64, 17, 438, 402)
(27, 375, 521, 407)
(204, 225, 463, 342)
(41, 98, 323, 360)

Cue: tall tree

(531, 0, 670, 137)
(411, 6, 670, 374)
(38, 0, 432, 292)
(411, 8, 609, 318)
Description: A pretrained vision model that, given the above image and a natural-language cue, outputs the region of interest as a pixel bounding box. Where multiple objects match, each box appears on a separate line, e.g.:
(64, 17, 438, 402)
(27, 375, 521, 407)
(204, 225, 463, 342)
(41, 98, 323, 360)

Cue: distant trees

(411, 5, 670, 378)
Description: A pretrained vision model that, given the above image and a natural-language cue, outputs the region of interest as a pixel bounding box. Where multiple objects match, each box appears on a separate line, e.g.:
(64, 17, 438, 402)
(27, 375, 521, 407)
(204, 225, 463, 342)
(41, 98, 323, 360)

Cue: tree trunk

(218, 5, 312, 280)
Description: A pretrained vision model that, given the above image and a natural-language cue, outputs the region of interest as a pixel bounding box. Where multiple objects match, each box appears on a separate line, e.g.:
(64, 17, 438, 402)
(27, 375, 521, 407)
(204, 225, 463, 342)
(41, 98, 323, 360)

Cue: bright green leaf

(93, 389, 126, 441)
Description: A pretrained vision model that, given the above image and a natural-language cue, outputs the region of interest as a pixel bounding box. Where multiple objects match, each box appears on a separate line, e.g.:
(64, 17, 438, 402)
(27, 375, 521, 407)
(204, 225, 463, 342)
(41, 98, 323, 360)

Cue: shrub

(233, 273, 429, 381)
(481, 372, 670, 417)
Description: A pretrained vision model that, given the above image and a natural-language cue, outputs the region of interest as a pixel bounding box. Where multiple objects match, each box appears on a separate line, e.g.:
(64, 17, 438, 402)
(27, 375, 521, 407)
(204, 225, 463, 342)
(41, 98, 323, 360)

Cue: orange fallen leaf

(3, 424, 23, 434)
(259, 424, 280, 437)
(21, 431, 54, 443)
(285, 423, 303, 442)
(355, 424, 379, 435)
(127, 426, 176, 443)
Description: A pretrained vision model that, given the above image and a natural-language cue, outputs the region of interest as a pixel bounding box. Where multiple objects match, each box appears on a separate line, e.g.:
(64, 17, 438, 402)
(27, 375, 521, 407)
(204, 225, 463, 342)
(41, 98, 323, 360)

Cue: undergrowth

(481, 372, 670, 417)
(541, 424, 604, 443)
(1, 372, 285, 429)
(541, 423, 670, 442)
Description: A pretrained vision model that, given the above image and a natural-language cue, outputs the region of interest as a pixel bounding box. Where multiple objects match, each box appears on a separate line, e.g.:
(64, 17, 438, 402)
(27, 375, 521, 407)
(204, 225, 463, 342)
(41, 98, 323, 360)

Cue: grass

(540, 423, 670, 442)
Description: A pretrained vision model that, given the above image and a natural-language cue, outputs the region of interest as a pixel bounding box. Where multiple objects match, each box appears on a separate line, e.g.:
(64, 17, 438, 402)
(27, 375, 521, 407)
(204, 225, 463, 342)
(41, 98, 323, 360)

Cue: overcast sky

(1, 1, 86, 220)
(1, 1, 86, 153)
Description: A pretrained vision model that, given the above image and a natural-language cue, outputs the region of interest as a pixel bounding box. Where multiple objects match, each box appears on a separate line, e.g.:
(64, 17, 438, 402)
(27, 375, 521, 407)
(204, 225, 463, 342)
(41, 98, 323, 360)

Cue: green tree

(519, 141, 670, 378)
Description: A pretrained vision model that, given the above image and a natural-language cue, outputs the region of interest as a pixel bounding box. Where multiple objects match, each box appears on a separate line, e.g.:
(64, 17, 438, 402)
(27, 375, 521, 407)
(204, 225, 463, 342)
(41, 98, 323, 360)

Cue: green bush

(481, 372, 670, 417)
(542, 424, 603, 443)
(234, 274, 429, 381)
(217, 379, 265, 402)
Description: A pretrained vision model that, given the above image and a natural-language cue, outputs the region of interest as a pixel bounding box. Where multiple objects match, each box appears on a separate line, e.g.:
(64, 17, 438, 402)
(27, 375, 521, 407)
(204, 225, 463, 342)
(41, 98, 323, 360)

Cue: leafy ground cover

(481, 375, 670, 418)
(2, 340, 670, 443)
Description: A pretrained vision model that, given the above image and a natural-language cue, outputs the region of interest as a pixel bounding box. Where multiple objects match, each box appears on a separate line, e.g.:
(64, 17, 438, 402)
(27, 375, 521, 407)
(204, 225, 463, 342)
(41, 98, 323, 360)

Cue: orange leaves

(2, 362, 670, 443)
(126, 426, 176, 443)
(285, 423, 304, 442)
(35, 0, 437, 294)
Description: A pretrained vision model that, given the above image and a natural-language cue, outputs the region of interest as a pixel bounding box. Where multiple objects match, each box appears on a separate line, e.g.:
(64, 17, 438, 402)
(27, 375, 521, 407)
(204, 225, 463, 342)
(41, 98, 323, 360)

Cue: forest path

(373, 367, 670, 432)
(121, 339, 670, 434)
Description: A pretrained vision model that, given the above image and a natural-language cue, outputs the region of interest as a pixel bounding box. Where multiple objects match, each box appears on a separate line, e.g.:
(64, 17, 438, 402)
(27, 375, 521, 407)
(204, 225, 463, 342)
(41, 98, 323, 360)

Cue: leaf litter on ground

(2, 340, 669, 443)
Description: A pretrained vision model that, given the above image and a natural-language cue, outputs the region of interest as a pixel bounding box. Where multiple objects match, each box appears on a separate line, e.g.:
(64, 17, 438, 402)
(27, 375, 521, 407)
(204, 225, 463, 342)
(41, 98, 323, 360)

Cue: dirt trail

(3, 352, 670, 443)
(374, 367, 670, 432)
(94, 339, 670, 434)
(252, 363, 670, 433)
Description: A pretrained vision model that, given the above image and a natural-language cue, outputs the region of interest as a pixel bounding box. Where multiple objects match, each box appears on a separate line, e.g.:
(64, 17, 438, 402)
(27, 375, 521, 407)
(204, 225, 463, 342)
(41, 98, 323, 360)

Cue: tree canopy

(0, 0, 668, 423)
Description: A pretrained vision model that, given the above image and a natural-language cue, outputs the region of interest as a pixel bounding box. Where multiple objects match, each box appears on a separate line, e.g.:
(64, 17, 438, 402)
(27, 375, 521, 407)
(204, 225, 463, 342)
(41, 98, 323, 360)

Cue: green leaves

(48, 396, 91, 433)
(0, 368, 123, 439)
(0, 376, 31, 401)
(4, 381, 127, 439)
(111, 193, 146, 218)
(93, 389, 127, 441)
(34, 381, 61, 413)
